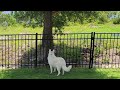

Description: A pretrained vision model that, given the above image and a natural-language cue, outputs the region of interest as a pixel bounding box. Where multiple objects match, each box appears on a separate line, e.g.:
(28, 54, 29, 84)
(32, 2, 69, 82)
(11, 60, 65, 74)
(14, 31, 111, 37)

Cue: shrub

(98, 16, 108, 24)
(113, 18, 120, 24)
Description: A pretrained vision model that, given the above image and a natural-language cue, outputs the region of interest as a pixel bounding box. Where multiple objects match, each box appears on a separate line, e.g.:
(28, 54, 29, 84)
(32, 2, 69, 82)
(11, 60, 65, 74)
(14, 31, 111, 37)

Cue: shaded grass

(0, 67, 120, 79)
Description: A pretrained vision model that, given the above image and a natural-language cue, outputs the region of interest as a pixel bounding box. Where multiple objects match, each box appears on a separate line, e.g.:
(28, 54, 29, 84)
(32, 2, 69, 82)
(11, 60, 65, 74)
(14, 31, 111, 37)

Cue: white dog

(47, 49, 72, 76)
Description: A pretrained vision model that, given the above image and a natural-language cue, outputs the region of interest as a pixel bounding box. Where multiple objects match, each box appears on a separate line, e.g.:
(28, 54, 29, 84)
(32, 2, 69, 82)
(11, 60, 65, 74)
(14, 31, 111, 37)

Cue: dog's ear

(53, 49, 55, 53)
(49, 49, 51, 52)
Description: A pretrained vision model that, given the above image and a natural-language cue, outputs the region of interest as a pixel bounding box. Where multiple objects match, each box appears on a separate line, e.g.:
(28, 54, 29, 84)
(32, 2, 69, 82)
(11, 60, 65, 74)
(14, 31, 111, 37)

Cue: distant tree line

(1, 11, 120, 28)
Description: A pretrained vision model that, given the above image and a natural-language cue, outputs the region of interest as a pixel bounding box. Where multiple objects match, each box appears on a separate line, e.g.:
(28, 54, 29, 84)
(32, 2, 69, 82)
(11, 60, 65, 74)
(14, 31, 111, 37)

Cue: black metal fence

(0, 32, 120, 69)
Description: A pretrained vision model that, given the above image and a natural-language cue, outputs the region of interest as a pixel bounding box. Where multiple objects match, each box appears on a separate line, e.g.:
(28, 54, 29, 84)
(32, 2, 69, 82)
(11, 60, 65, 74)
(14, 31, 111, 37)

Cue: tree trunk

(42, 11, 53, 64)
(42, 11, 53, 49)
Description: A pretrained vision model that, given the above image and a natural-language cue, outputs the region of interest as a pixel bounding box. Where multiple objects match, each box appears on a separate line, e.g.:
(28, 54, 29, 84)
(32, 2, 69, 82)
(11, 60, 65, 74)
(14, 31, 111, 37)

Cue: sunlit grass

(63, 23, 120, 33)
(0, 23, 120, 35)
(0, 25, 43, 34)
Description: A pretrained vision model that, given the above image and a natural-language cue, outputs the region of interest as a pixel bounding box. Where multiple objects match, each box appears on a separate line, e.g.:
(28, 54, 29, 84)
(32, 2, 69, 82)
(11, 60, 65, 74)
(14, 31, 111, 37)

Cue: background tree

(13, 11, 103, 47)
(12, 11, 102, 63)
(108, 11, 120, 24)
(0, 12, 16, 26)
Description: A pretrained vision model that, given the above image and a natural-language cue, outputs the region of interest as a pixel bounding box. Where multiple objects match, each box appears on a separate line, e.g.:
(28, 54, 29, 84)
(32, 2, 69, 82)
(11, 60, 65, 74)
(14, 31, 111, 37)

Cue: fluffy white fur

(47, 49, 72, 76)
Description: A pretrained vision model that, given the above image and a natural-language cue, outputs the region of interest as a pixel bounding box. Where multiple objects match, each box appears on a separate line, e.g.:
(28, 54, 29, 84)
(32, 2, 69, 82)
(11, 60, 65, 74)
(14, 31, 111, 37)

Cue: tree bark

(42, 11, 53, 49)
(42, 11, 53, 64)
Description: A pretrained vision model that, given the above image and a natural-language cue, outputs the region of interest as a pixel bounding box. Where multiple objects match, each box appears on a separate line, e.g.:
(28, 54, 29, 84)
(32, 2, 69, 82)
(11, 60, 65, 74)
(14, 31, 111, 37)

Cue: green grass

(0, 23, 120, 35)
(0, 25, 43, 34)
(63, 23, 120, 33)
(0, 67, 120, 79)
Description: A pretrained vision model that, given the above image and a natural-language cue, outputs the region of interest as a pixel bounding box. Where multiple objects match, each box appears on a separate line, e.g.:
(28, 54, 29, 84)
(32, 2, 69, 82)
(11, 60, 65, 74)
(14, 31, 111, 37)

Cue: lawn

(0, 23, 120, 35)
(0, 67, 120, 79)
(63, 23, 120, 33)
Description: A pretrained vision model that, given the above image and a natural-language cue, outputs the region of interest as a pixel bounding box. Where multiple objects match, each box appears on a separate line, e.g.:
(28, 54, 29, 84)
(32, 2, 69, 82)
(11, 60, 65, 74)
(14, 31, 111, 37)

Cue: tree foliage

(108, 11, 120, 24)
(113, 18, 120, 24)
(0, 12, 16, 26)
(13, 11, 101, 32)
(108, 11, 120, 19)
(2, 11, 120, 27)
(13, 11, 44, 28)
(97, 11, 109, 24)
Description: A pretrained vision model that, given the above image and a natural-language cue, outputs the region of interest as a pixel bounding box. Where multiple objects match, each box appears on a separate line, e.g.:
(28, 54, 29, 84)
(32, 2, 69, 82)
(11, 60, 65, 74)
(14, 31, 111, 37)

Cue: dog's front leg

(50, 65, 53, 74)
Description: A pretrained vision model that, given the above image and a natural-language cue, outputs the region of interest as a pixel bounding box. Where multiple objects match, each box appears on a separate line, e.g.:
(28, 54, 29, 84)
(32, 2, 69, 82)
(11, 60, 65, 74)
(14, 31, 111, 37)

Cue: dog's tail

(62, 65, 72, 72)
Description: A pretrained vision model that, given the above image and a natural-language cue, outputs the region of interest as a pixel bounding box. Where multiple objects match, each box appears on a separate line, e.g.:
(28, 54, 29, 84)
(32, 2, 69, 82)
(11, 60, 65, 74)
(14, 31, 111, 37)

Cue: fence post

(89, 32, 95, 69)
(91, 32, 95, 68)
(34, 33, 38, 68)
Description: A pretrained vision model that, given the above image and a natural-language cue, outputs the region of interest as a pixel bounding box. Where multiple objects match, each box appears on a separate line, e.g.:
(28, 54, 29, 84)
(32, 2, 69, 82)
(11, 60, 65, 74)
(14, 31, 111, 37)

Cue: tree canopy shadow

(19, 41, 92, 68)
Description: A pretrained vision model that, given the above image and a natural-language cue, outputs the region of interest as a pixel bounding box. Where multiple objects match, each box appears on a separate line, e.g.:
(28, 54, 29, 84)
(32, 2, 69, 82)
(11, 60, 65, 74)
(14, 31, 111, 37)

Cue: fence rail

(0, 32, 120, 69)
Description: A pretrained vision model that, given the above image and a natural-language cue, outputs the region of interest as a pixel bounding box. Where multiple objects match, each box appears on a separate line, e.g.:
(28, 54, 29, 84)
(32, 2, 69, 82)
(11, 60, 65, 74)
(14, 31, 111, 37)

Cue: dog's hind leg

(56, 67, 60, 76)
(53, 68, 56, 72)
(62, 69, 64, 75)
